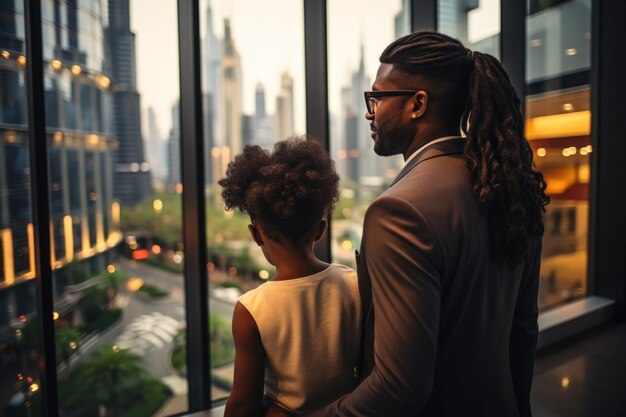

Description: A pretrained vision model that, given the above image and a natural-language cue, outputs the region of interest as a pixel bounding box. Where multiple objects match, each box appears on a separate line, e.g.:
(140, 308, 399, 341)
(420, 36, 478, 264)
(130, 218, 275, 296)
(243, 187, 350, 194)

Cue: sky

(130, 0, 500, 141)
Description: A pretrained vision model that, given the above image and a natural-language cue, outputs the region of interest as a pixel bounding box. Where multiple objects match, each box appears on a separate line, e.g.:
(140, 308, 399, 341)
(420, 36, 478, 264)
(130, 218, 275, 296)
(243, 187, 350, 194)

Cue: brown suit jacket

(323, 138, 540, 417)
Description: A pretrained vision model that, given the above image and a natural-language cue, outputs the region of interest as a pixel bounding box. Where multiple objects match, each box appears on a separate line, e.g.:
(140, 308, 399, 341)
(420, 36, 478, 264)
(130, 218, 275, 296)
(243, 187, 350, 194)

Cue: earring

(411, 113, 417, 119)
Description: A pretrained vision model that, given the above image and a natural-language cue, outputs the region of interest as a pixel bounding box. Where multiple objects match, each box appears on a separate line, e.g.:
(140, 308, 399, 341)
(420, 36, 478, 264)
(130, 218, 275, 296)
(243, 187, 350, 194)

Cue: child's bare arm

(224, 302, 266, 417)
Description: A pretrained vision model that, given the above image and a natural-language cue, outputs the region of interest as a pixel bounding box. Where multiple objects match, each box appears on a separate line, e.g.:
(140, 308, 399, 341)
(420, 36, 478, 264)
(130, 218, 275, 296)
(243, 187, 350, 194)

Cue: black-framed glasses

(363, 90, 433, 114)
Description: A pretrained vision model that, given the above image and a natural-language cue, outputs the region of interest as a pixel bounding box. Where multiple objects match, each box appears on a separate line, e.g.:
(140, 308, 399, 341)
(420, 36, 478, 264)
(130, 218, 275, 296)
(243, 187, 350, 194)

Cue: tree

(63, 344, 150, 417)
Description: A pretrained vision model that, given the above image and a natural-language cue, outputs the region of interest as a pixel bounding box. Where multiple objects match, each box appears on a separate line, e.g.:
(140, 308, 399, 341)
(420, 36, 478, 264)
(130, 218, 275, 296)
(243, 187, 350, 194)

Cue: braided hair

(218, 137, 340, 243)
(380, 31, 549, 264)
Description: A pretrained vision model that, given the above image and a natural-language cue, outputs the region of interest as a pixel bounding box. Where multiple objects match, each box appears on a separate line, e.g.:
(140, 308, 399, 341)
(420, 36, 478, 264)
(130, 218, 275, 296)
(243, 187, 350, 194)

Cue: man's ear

(411, 90, 429, 118)
(248, 224, 263, 246)
(313, 219, 327, 242)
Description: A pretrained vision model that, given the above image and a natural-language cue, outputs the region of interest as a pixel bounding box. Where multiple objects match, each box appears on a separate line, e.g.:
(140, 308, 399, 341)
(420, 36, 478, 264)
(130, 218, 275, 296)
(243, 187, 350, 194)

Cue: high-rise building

(107, 0, 151, 205)
(221, 18, 243, 166)
(147, 107, 166, 180)
(275, 72, 295, 141)
(254, 83, 275, 148)
(0, 0, 120, 371)
(167, 101, 181, 189)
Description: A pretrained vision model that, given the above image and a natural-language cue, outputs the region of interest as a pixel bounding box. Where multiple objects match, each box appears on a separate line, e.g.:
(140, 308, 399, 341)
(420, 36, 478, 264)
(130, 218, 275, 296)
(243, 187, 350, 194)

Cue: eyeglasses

(363, 90, 433, 115)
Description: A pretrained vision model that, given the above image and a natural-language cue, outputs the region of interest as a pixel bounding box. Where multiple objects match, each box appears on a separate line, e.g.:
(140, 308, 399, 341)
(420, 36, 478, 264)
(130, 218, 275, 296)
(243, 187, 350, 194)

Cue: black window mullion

(304, 0, 331, 262)
(24, 0, 60, 416)
(500, 1, 525, 110)
(589, 0, 626, 320)
(177, 0, 211, 410)
(412, 0, 437, 32)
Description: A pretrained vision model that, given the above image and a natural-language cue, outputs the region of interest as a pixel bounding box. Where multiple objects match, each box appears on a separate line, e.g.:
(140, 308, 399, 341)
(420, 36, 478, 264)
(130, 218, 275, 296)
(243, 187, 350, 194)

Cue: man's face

(366, 63, 417, 157)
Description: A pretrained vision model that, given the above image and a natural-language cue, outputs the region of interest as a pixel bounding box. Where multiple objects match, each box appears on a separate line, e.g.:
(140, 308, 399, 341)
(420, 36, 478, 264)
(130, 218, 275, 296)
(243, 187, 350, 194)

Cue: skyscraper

(276, 72, 295, 141)
(107, 0, 151, 205)
(222, 18, 243, 165)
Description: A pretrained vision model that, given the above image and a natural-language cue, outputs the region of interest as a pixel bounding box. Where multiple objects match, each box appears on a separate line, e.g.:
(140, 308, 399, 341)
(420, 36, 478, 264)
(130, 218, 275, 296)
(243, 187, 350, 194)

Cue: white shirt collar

(404, 136, 463, 165)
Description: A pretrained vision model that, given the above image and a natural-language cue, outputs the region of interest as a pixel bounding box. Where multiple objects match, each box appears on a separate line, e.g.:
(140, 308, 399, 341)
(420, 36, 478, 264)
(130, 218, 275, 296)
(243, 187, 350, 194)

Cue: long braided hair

(380, 31, 549, 264)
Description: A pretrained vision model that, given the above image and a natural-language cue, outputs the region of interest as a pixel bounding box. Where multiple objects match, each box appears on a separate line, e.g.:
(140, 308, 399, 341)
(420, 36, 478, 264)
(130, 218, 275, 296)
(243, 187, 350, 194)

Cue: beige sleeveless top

(238, 264, 362, 414)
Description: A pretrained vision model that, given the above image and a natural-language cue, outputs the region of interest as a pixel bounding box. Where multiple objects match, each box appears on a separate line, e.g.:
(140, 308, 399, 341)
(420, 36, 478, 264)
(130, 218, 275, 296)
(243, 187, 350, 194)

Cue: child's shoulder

(326, 263, 358, 285)
(237, 282, 269, 304)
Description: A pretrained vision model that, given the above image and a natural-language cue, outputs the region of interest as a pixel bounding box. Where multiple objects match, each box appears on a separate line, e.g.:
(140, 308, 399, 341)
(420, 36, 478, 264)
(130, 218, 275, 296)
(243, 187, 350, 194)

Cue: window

(199, 0, 306, 399)
(0, 0, 43, 415)
(328, 0, 411, 268)
(526, 0, 591, 310)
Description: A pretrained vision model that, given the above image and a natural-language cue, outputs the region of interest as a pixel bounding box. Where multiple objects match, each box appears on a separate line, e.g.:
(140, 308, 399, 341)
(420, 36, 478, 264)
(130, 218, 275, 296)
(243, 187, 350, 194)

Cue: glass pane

(438, 0, 501, 57)
(0, 0, 43, 415)
(199, 0, 306, 400)
(43, 0, 188, 415)
(526, 0, 591, 310)
(328, 0, 410, 268)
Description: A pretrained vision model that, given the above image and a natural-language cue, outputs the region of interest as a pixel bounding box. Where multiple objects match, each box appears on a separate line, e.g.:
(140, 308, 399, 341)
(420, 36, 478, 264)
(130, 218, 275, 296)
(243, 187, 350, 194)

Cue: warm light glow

(51, 59, 62, 70)
(5, 131, 17, 143)
(211, 147, 221, 157)
(1, 228, 15, 285)
(565, 48, 577, 56)
(259, 270, 270, 280)
(224, 210, 234, 218)
(562, 148, 572, 157)
(107, 264, 116, 273)
(17, 55, 26, 65)
(568, 146, 577, 155)
(1, 50, 9, 59)
(578, 164, 590, 183)
(69, 341, 77, 350)
(29, 383, 40, 393)
(53, 131, 63, 143)
(49, 221, 56, 267)
(127, 277, 144, 292)
(128, 241, 138, 250)
(526, 110, 590, 140)
(173, 252, 183, 264)
(70, 64, 82, 76)
(52, 311, 60, 320)
(342, 240, 353, 251)
(153, 199, 163, 213)
(580, 148, 588, 156)
(151, 245, 161, 254)
(530, 38, 543, 47)
(561, 377, 570, 389)
(112, 202, 121, 226)
(96, 210, 105, 250)
(342, 208, 353, 218)
(81, 214, 90, 254)
(97, 75, 111, 89)
(130, 162, 140, 172)
(63, 215, 74, 261)
(207, 262, 215, 271)
(175, 183, 183, 194)
(112, 345, 120, 352)
(537, 148, 547, 157)
(337, 150, 347, 160)
(27, 223, 35, 278)
(562, 103, 574, 111)
(348, 149, 360, 158)
(228, 266, 238, 276)
(132, 249, 149, 260)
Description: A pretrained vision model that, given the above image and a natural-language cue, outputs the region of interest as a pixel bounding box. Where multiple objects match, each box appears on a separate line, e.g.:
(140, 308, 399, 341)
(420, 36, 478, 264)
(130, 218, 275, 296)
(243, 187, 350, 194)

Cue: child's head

(219, 137, 340, 245)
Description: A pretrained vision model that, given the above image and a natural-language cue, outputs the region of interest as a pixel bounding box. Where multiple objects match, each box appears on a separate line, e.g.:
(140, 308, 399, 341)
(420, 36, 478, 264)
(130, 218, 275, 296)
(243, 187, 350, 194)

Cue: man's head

(365, 32, 472, 158)
(367, 31, 550, 265)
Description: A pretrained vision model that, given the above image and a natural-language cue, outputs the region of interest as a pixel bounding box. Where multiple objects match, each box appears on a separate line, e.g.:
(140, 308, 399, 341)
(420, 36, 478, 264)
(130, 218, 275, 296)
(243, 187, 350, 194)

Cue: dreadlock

(380, 31, 550, 264)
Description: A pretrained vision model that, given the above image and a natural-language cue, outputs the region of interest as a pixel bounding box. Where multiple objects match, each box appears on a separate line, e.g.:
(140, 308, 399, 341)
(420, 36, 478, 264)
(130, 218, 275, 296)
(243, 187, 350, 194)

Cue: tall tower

(254, 83, 274, 148)
(106, 0, 151, 205)
(222, 18, 243, 164)
(147, 107, 166, 180)
(167, 101, 181, 189)
(275, 71, 294, 141)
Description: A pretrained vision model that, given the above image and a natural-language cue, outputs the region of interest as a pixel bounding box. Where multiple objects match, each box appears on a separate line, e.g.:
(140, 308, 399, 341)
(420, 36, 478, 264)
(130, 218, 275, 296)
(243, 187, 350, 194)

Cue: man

(269, 31, 548, 417)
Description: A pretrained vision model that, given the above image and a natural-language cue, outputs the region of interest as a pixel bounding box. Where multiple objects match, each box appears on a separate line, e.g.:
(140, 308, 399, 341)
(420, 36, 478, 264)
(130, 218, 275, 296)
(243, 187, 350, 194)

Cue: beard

(372, 128, 405, 157)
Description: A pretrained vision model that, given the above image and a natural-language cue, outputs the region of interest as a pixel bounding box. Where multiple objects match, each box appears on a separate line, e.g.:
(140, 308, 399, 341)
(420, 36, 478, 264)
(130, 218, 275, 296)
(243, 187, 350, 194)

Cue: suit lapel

(389, 138, 465, 188)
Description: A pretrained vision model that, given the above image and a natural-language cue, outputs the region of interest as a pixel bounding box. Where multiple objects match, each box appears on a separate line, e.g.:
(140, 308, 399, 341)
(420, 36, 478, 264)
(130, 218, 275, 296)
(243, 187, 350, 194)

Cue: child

(219, 137, 362, 416)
